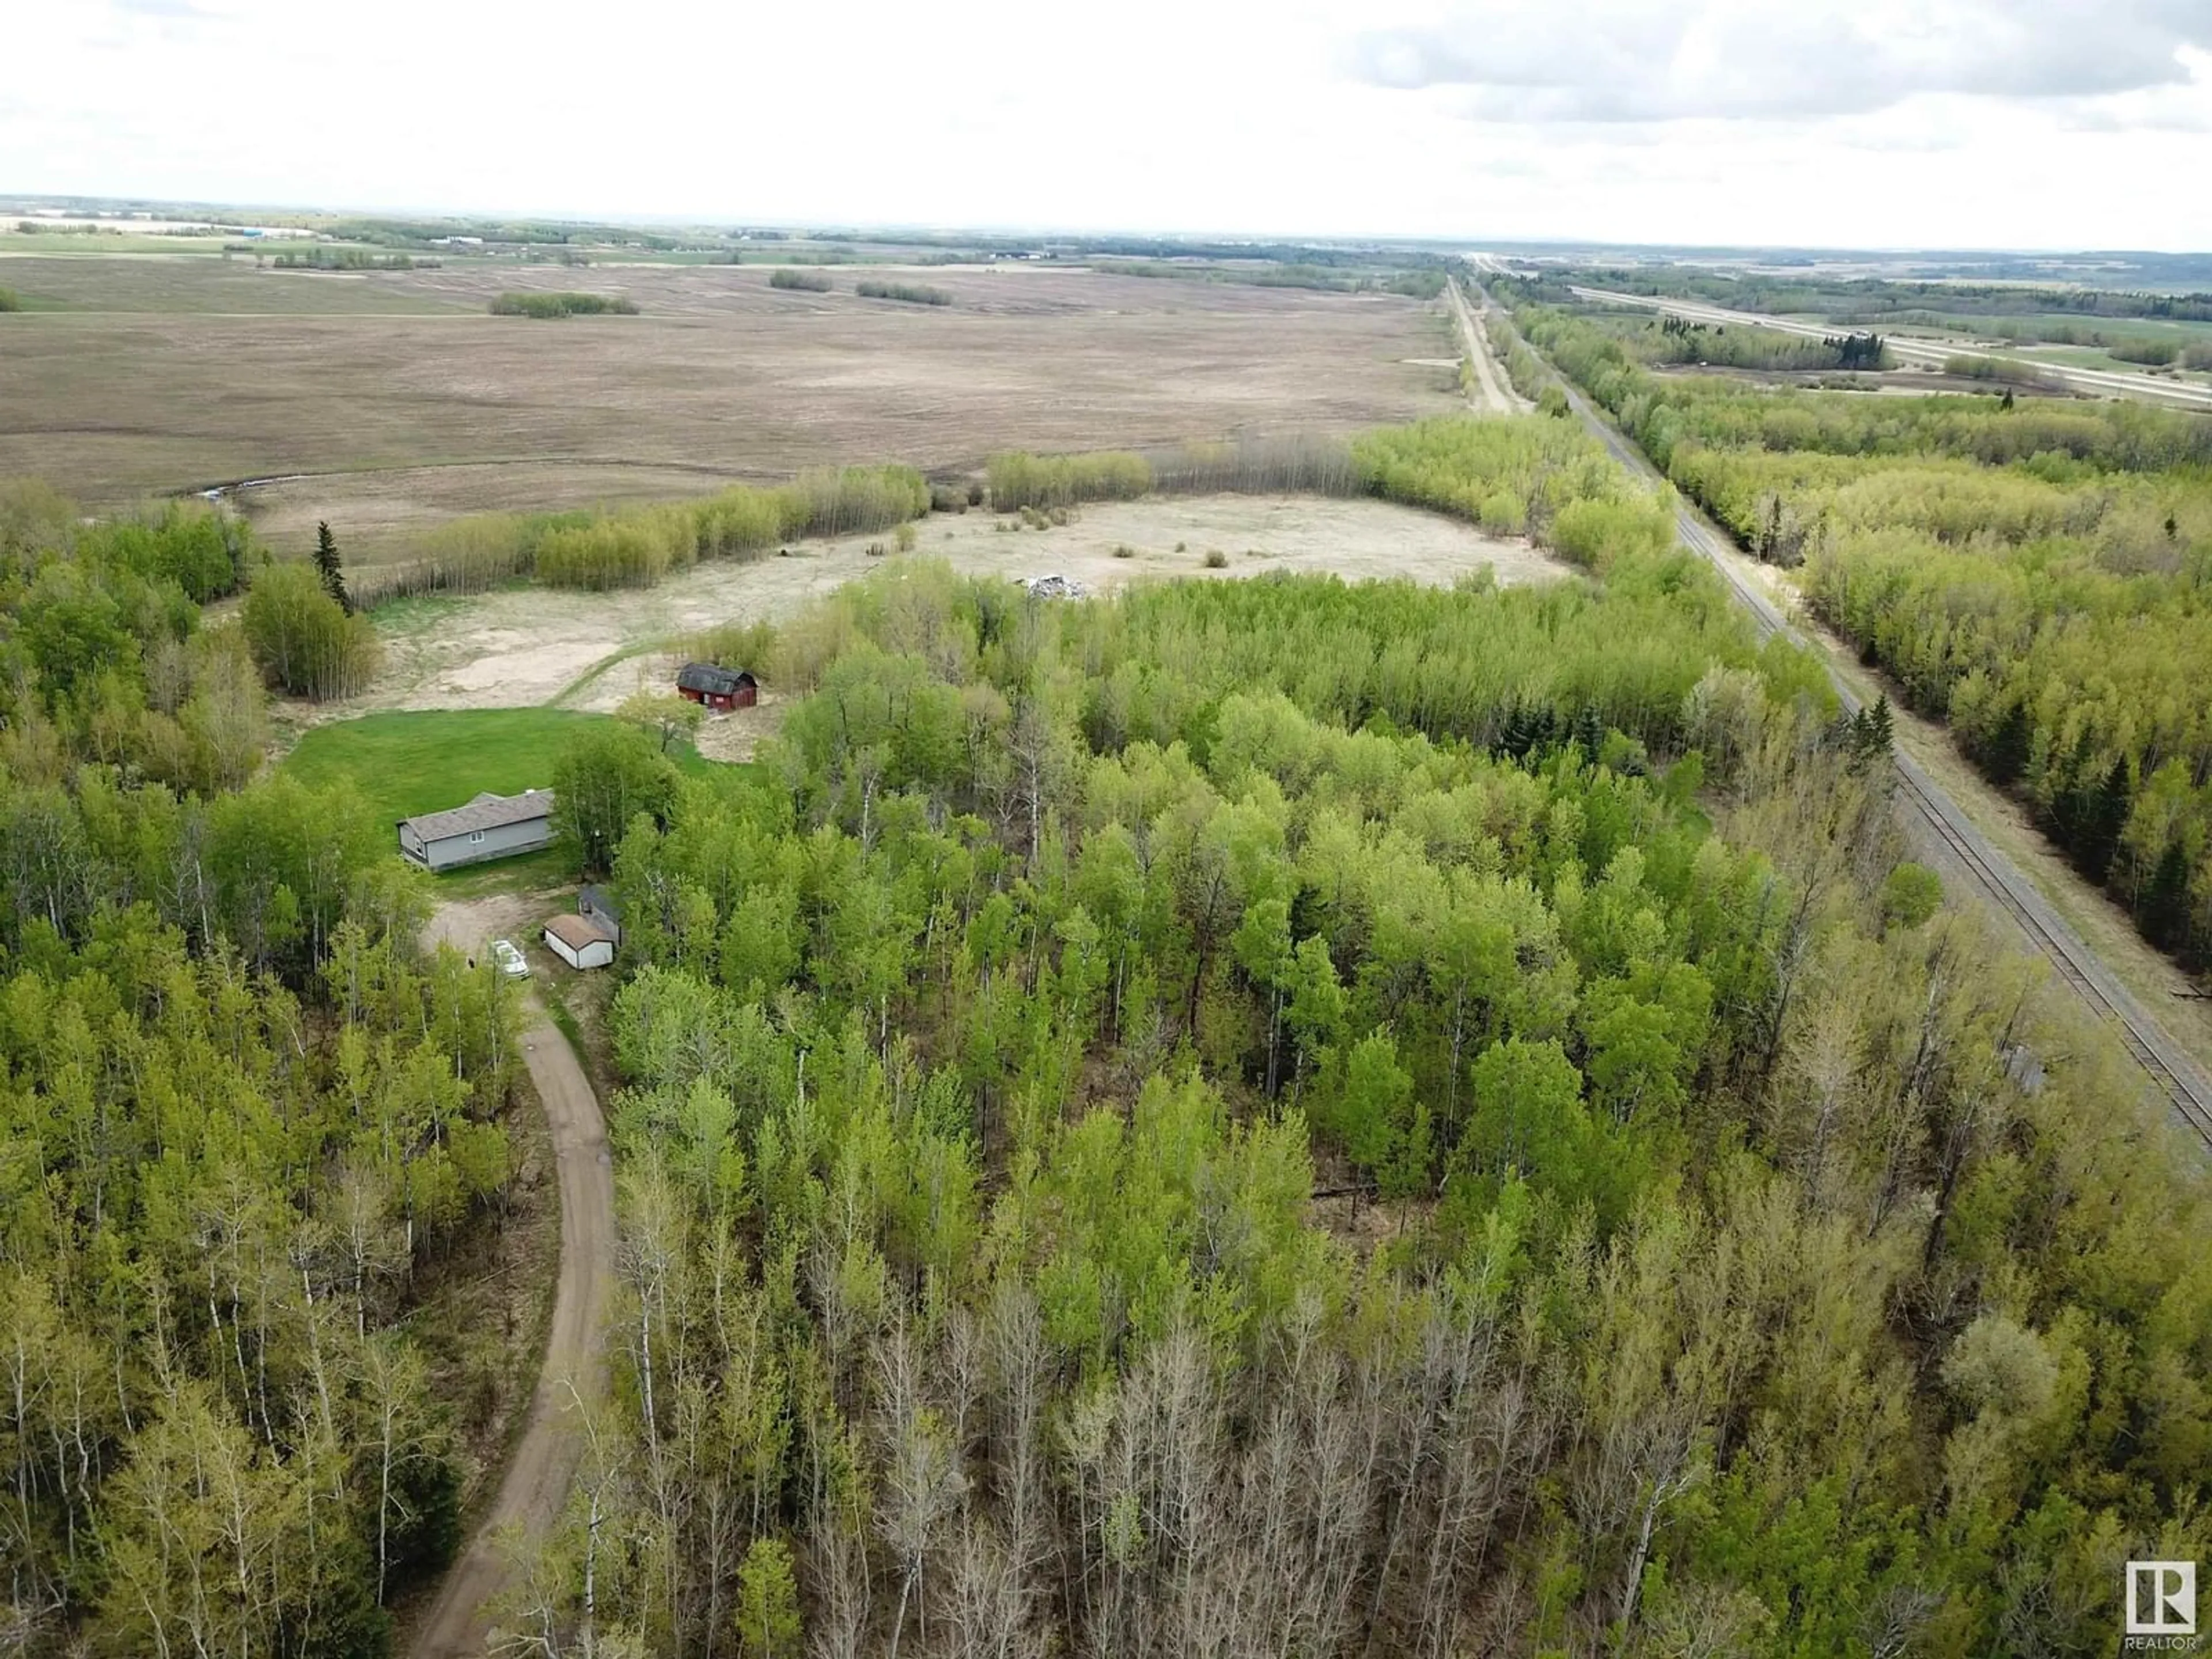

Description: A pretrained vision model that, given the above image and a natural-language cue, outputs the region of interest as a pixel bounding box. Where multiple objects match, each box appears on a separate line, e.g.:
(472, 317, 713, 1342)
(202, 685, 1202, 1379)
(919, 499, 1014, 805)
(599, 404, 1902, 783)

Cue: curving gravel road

(412, 934, 615, 1657)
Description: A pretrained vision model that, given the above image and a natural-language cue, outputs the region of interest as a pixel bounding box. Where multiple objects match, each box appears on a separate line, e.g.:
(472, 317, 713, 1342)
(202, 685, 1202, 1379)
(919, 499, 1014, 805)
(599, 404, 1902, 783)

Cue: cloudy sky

(9, 0, 2210, 248)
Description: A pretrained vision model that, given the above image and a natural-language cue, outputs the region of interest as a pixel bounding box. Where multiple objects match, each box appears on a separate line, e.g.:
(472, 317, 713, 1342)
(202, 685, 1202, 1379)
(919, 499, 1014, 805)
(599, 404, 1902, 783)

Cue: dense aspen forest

(1501, 293, 2212, 972)
(4, 406, 2210, 1657)
(515, 525, 2208, 1646)
(0, 486, 524, 1654)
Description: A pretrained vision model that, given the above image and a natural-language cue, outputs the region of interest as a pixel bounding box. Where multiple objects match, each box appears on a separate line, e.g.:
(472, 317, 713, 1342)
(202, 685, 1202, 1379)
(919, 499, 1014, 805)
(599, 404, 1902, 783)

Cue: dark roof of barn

(677, 662, 754, 695)
(399, 789, 555, 842)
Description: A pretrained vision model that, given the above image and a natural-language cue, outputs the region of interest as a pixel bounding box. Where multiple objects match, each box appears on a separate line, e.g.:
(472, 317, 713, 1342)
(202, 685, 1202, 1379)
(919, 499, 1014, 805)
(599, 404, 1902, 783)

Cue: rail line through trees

(1452, 278, 2212, 1149)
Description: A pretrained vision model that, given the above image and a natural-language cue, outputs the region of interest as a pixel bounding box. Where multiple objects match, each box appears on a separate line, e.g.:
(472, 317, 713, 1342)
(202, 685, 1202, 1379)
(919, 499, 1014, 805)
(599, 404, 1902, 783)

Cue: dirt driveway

(412, 900, 614, 1659)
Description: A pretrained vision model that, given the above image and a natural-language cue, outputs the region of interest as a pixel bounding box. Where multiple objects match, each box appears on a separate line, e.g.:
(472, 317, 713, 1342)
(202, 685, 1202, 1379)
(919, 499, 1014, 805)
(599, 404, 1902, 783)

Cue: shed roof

(677, 662, 754, 695)
(579, 882, 623, 920)
(544, 913, 615, 951)
(400, 789, 555, 843)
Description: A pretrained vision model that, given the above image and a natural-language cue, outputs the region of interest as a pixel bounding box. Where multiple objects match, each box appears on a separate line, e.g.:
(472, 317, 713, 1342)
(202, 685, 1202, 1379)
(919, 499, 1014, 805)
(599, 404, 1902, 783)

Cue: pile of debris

(1022, 573, 1088, 599)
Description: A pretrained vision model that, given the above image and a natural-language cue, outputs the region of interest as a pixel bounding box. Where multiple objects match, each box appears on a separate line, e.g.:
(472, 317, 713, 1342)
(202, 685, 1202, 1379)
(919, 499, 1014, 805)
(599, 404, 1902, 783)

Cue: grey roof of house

(399, 789, 555, 843)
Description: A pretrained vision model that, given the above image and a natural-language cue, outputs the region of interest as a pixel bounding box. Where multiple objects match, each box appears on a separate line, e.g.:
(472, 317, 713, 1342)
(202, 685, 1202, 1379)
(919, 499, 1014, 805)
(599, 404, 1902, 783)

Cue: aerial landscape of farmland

(5, 4, 2212, 1656)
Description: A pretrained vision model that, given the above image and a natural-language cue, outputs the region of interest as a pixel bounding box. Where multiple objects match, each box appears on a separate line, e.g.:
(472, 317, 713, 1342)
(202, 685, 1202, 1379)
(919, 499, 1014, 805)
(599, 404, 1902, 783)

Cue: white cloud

(0, 0, 2206, 249)
(1350, 0, 2211, 120)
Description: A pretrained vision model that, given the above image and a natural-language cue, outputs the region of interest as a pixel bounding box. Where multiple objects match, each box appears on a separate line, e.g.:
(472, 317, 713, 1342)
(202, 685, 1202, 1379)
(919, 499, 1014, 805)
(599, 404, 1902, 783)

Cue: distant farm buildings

(676, 662, 757, 712)
(396, 789, 555, 871)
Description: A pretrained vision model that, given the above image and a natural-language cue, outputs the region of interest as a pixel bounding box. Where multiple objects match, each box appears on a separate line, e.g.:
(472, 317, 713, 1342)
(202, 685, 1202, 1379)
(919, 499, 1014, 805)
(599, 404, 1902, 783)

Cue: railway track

(1896, 763, 2212, 1146)
(1452, 278, 2212, 1150)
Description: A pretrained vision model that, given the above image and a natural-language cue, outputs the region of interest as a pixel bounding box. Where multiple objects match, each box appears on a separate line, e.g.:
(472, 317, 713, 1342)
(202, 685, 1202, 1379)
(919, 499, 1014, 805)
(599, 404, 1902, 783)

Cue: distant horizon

(17, 2, 2210, 252)
(7, 191, 2210, 264)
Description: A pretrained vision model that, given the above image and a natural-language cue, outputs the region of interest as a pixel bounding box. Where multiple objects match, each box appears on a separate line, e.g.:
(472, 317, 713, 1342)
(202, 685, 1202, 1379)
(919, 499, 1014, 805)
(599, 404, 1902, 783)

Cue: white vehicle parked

(490, 938, 530, 979)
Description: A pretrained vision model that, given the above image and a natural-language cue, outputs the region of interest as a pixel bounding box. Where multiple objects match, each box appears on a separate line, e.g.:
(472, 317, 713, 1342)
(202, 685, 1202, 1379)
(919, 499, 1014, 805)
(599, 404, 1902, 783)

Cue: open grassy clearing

(2012, 341, 2212, 380)
(343, 494, 1567, 719)
(277, 706, 718, 826)
(0, 259, 1461, 556)
(1878, 310, 2212, 345)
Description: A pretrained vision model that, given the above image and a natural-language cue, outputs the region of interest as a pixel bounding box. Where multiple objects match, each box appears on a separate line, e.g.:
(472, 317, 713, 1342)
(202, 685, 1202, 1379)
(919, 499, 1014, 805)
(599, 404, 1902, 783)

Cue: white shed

(543, 913, 616, 971)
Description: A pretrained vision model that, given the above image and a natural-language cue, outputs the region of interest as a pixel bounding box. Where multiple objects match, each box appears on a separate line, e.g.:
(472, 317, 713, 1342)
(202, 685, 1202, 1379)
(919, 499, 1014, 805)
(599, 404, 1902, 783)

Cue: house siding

(580, 892, 623, 946)
(545, 931, 615, 970)
(412, 814, 553, 871)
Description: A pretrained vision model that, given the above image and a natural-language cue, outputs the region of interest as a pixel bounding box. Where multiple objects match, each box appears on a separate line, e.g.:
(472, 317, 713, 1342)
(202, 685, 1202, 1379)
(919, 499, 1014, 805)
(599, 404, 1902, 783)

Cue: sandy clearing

(354, 495, 1569, 718)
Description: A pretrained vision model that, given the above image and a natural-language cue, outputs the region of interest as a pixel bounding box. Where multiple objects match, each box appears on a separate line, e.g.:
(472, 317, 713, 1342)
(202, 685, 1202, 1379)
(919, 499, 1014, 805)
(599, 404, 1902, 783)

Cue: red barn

(676, 662, 757, 711)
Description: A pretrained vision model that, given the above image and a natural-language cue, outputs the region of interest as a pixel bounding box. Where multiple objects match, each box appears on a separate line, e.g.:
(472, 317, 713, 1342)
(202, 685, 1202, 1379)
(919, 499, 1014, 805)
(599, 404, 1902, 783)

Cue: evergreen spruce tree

(2079, 756, 2134, 885)
(313, 520, 351, 614)
(2144, 840, 2192, 955)
(1573, 704, 1605, 760)
(1983, 701, 2032, 785)
(1865, 694, 1894, 755)
(1843, 696, 1895, 775)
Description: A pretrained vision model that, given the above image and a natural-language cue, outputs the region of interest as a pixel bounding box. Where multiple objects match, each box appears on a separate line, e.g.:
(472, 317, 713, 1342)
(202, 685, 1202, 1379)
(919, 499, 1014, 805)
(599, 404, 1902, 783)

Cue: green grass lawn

(281, 707, 726, 832)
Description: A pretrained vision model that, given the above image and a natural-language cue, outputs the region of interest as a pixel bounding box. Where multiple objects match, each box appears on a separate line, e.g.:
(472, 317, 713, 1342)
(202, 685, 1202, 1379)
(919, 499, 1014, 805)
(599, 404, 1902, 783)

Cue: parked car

(490, 938, 530, 979)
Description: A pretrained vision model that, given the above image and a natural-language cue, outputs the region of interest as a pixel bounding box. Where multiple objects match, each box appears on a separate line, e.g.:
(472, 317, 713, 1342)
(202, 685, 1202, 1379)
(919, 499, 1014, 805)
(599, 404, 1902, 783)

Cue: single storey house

(543, 912, 616, 970)
(676, 662, 758, 711)
(397, 789, 555, 872)
(579, 883, 624, 947)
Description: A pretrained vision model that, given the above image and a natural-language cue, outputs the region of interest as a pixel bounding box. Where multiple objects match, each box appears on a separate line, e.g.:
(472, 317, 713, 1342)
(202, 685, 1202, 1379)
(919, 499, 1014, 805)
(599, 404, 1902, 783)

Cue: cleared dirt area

(353, 495, 1567, 718)
(0, 259, 1461, 559)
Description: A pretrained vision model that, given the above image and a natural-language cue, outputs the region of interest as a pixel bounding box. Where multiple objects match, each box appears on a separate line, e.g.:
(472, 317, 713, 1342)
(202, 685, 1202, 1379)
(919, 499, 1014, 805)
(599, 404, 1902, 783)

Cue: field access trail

(415, 902, 615, 1657)
(1445, 277, 1529, 414)
(1453, 281, 2212, 1149)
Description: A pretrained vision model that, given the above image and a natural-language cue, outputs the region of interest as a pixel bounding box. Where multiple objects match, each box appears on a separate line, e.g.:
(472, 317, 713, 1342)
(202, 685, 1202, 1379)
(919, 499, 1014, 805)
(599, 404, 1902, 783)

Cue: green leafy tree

(617, 687, 705, 754)
(551, 721, 680, 876)
(734, 1536, 802, 1657)
(240, 561, 380, 699)
(1335, 1028, 1415, 1195)
(1881, 863, 1944, 932)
